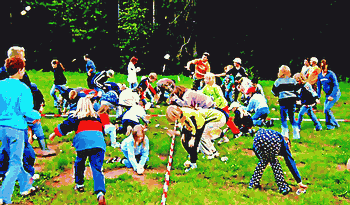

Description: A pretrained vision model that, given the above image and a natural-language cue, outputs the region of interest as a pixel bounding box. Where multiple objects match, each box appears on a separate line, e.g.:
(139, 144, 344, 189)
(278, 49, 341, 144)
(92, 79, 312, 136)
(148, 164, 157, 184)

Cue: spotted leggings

(249, 129, 290, 192)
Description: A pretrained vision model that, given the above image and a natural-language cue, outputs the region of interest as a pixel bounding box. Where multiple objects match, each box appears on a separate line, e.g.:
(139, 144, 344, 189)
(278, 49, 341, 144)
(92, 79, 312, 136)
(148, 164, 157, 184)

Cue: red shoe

(98, 194, 106, 205)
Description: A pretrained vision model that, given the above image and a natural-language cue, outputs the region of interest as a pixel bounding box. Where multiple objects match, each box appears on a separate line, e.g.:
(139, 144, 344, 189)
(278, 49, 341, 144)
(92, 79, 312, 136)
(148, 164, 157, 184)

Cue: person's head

(72, 97, 97, 119)
(170, 86, 188, 101)
(51, 59, 65, 70)
(204, 72, 215, 85)
(246, 86, 256, 97)
(7, 46, 26, 61)
(97, 104, 111, 114)
(233, 57, 242, 68)
(310, 57, 318, 66)
(228, 101, 240, 112)
(166, 105, 184, 123)
(117, 83, 127, 91)
(320, 59, 328, 72)
(304, 58, 310, 67)
(69, 90, 78, 100)
(224, 65, 233, 73)
(202, 52, 210, 62)
(293, 72, 306, 84)
(130, 56, 138, 65)
(5, 57, 26, 78)
(149, 72, 157, 83)
(83, 54, 90, 61)
(278, 65, 291, 78)
(106, 69, 115, 78)
(132, 124, 146, 147)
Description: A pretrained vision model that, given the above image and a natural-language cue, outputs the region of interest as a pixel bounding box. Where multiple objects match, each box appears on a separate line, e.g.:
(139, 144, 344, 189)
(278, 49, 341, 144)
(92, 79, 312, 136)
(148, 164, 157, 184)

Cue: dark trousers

(181, 128, 203, 163)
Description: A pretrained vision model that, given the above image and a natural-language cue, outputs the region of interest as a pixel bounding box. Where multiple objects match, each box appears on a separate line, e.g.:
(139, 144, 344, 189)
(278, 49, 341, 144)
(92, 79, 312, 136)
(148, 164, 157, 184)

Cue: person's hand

(296, 100, 301, 105)
(136, 67, 141, 72)
(49, 133, 56, 141)
(39, 105, 44, 114)
(316, 99, 320, 104)
(188, 137, 195, 147)
(298, 182, 308, 190)
(167, 130, 180, 136)
(328, 96, 334, 101)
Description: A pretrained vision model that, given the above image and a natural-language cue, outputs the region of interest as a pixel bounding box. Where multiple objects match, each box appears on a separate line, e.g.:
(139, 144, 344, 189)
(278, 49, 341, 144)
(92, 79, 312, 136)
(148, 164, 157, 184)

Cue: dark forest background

(1, 0, 349, 81)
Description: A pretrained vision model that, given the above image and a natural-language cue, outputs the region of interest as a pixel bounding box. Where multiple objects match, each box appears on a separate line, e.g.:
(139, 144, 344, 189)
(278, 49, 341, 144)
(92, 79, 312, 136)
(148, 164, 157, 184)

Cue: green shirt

(201, 84, 228, 109)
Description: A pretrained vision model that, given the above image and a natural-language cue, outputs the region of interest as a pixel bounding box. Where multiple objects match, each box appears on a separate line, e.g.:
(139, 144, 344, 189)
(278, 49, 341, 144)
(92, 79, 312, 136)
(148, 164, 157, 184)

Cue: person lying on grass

(248, 128, 307, 195)
(49, 97, 107, 205)
(107, 124, 149, 175)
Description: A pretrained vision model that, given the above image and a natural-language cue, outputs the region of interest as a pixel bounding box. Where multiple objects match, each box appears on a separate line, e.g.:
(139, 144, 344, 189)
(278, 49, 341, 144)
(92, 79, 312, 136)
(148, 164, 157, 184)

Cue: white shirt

(122, 105, 147, 122)
(127, 62, 138, 83)
(119, 88, 140, 107)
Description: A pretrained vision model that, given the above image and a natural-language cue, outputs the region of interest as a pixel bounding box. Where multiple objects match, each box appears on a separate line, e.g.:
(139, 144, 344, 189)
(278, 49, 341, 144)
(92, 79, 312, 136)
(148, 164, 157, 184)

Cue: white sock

(97, 191, 104, 199)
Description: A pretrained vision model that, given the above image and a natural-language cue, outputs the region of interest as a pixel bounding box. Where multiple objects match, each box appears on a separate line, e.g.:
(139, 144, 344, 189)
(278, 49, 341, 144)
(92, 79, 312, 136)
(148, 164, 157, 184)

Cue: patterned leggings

(249, 129, 290, 192)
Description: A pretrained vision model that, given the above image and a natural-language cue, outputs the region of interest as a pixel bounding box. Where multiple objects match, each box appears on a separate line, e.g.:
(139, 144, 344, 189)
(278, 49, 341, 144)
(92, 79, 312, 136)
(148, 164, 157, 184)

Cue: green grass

(4, 71, 350, 204)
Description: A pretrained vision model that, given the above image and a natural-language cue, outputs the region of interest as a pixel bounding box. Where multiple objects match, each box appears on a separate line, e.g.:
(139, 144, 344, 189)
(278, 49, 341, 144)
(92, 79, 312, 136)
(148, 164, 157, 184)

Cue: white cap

(107, 69, 115, 78)
(164, 54, 170, 60)
(229, 102, 241, 110)
(233, 58, 242, 64)
(310, 57, 318, 64)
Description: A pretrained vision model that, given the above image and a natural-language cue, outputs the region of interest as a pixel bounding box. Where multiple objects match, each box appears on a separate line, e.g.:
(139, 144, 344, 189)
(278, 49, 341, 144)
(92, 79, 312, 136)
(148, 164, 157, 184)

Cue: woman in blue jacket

(49, 97, 107, 205)
(317, 59, 341, 130)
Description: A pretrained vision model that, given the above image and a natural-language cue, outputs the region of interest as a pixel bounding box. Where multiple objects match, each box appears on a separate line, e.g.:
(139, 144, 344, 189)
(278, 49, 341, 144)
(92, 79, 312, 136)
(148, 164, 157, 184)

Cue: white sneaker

(218, 136, 229, 145)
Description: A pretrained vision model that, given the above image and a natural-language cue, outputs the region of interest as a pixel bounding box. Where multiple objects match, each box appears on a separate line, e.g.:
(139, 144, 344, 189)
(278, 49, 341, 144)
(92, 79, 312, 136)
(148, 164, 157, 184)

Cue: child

(294, 73, 322, 131)
(49, 97, 107, 205)
(116, 104, 150, 135)
(127, 56, 141, 89)
(107, 125, 149, 175)
(155, 78, 176, 104)
(98, 105, 120, 148)
(50, 59, 67, 108)
(243, 87, 272, 127)
(221, 65, 235, 103)
(137, 73, 160, 108)
(249, 128, 308, 195)
(251, 78, 265, 98)
(27, 83, 56, 157)
(201, 72, 240, 142)
(229, 102, 254, 136)
(272, 65, 300, 139)
(92, 69, 115, 93)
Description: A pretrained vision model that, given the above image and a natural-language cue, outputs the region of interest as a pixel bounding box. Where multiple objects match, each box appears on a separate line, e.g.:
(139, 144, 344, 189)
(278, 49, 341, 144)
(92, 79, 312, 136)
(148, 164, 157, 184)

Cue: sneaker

(98, 194, 106, 205)
(184, 164, 197, 173)
(280, 187, 292, 195)
(74, 185, 85, 192)
(207, 151, 219, 159)
(218, 136, 230, 145)
(315, 127, 322, 131)
(21, 186, 40, 196)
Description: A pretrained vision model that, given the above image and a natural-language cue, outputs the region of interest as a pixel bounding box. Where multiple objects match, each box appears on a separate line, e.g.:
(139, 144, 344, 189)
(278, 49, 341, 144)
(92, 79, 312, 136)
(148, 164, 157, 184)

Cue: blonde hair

(149, 72, 157, 81)
(293, 72, 306, 84)
(166, 105, 183, 122)
(7, 46, 25, 60)
(278, 65, 291, 78)
(72, 97, 98, 119)
(204, 72, 216, 84)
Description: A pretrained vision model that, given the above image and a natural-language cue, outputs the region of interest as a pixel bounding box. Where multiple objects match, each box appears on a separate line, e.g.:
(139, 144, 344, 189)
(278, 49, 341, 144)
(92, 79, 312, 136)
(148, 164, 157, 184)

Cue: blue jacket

(86, 60, 96, 74)
(297, 82, 318, 105)
(0, 78, 40, 129)
(243, 93, 269, 113)
(54, 116, 106, 152)
(121, 134, 149, 171)
(317, 70, 340, 98)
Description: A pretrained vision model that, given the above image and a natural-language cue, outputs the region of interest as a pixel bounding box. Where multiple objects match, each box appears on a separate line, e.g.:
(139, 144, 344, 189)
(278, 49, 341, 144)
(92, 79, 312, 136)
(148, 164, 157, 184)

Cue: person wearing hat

(186, 52, 211, 90)
(306, 57, 321, 93)
(226, 57, 248, 102)
(91, 69, 115, 93)
(272, 65, 300, 139)
(84, 54, 97, 89)
(243, 87, 273, 127)
(317, 59, 341, 130)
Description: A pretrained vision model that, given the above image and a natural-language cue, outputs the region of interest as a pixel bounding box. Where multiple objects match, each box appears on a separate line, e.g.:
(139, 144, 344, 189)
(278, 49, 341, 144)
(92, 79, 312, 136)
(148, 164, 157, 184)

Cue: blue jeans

(0, 126, 32, 204)
(252, 107, 270, 126)
(280, 104, 299, 138)
(324, 92, 341, 129)
(297, 105, 322, 130)
(75, 148, 106, 194)
(50, 84, 67, 106)
(27, 121, 45, 140)
(224, 90, 234, 103)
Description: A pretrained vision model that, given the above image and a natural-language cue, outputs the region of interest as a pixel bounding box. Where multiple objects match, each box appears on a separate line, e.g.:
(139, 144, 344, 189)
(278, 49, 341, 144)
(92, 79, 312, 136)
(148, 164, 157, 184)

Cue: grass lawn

(2, 70, 350, 204)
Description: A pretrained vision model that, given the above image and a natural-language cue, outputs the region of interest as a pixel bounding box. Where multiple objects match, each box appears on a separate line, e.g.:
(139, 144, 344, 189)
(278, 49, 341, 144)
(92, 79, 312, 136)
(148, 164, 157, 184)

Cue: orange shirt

(306, 66, 321, 85)
(191, 59, 210, 79)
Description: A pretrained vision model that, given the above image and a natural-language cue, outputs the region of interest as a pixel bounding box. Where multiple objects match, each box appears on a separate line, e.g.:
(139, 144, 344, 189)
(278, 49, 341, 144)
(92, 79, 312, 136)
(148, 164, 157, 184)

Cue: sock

(76, 184, 84, 188)
(97, 191, 104, 199)
(191, 163, 197, 168)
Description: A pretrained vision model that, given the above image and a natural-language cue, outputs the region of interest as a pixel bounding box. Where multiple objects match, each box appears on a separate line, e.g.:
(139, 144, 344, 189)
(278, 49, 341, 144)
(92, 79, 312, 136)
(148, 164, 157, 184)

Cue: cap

(106, 70, 115, 78)
(310, 57, 318, 64)
(233, 58, 242, 64)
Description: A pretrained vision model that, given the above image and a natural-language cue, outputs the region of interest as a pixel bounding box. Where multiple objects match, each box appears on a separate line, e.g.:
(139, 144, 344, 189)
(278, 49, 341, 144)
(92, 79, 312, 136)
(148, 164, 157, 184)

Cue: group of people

(0, 47, 342, 204)
(168, 53, 341, 195)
